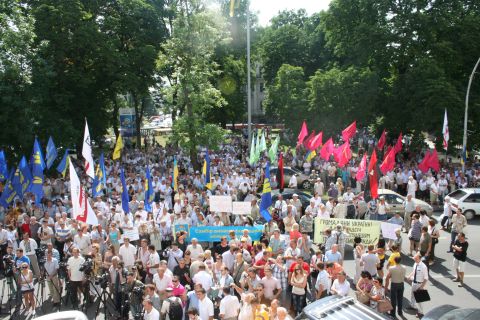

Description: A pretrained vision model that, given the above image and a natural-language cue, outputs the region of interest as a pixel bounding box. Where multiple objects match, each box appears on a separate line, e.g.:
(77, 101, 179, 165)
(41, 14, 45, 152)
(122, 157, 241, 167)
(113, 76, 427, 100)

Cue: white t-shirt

(152, 273, 172, 293)
(193, 270, 213, 291)
(198, 297, 214, 320)
(144, 307, 160, 320)
(331, 279, 350, 296)
(219, 294, 240, 318)
(119, 244, 137, 267)
(186, 244, 204, 261)
(68, 256, 85, 282)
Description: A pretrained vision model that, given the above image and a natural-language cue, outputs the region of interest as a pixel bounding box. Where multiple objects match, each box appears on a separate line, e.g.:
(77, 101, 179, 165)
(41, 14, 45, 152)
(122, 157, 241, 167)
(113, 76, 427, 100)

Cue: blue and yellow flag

(0, 150, 8, 182)
(46, 136, 58, 169)
(30, 138, 46, 170)
(461, 146, 468, 166)
(305, 150, 317, 162)
(173, 157, 179, 192)
(92, 153, 107, 197)
(56, 149, 70, 177)
(120, 168, 130, 214)
(31, 140, 44, 204)
(145, 165, 155, 211)
(12, 156, 32, 199)
(0, 169, 17, 208)
(259, 162, 273, 221)
(202, 151, 212, 190)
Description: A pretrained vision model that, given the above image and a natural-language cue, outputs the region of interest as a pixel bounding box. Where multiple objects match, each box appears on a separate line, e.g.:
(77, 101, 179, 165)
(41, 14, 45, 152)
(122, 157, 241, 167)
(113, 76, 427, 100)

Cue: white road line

(430, 274, 480, 278)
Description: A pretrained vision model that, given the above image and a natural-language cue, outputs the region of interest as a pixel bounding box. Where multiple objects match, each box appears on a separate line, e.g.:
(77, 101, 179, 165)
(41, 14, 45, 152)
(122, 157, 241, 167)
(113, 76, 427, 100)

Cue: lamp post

(462, 57, 480, 172)
(247, 0, 252, 149)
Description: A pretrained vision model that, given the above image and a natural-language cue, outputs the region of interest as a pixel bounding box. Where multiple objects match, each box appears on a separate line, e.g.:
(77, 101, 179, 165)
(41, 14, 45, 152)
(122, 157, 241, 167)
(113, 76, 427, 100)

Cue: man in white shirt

(193, 265, 213, 291)
(314, 178, 324, 196)
(330, 271, 350, 297)
(219, 286, 240, 320)
(197, 288, 214, 320)
(67, 248, 86, 306)
(315, 262, 331, 299)
(288, 174, 298, 188)
(19, 233, 40, 278)
(119, 237, 137, 270)
(186, 238, 204, 261)
(407, 176, 417, 198)
(408, 253, 429, 317)
(152, 266, 172, 301)
(143, 298, 160, 320)
(73, 228, 91, 256)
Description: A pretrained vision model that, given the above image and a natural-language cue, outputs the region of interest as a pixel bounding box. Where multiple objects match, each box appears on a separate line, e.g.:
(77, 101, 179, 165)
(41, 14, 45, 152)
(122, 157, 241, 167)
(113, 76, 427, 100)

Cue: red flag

(377, 129, 386, 150)
(428, 149, 440, 172)
(385, 145, 393, 156)
(342, 121, 357, 142)
(320, 138, 334, 160)
(380, 148, 396, 174)
(418, 151, 432, 173)
(303, 130, 316, 150)
(277, 152, 284, 191)
(368, 150, 379, 199)
(297, 121, 308, 146)
(355, 154, 367, 181)
(307, 131, 323, 150)
(394, 132, 403, 154)
(336, 141, 352, 167)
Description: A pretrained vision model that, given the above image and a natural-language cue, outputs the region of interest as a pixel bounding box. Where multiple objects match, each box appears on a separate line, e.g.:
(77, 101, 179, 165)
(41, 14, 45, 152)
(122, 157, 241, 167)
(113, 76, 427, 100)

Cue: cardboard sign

(381, 222, 400, 240)
(232, 201, 251, 215)
(314, 218, 381, 245)
(209, 195, 233, 213)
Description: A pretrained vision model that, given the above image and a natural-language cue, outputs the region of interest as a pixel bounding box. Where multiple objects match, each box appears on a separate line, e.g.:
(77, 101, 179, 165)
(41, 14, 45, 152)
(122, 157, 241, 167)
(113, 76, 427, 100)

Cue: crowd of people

(0, 131, 473, 319)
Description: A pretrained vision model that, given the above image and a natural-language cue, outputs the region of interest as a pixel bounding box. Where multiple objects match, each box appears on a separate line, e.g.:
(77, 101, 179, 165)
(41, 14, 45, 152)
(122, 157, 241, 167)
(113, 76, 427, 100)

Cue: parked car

(423, 305, 480, 320)
(446, 188, 480, 220)
(296, 295, 390, 320)
(257, 188, 313, 214)
(35, 311, 88, 320)
(270, 166, 313, 190)
(357, 189, 433, 219)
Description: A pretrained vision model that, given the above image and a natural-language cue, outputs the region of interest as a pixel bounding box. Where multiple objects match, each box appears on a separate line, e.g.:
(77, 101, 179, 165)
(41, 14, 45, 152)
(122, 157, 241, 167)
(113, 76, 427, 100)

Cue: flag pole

(247, 0, 252, 152)
(463, 57, 480, 173)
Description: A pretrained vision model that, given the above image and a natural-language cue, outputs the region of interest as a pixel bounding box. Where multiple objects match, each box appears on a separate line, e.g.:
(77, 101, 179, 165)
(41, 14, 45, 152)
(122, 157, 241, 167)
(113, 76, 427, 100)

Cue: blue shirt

(14, 255, 30, 269)
(324, 250, 342, 263)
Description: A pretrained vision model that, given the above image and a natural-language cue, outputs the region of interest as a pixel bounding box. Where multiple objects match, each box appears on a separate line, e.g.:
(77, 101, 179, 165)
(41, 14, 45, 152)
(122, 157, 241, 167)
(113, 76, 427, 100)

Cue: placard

(381, 222, 400, 240)
(314, 218, 380, 245)
(189, 226, 264, 242)
(232, 201, 251, 215)
(121, 228, 140, 242)
(209, 195, 233, 213)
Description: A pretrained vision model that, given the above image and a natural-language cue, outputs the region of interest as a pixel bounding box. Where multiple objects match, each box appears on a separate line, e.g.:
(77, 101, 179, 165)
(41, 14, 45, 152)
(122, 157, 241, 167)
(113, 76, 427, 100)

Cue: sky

(250, 0, 332, 26)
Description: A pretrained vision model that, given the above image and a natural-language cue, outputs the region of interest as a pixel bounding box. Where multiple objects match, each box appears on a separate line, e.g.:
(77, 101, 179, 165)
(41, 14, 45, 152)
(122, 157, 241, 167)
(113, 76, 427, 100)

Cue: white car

(34, 311, 88, 320)
(446, 188, 480, 220)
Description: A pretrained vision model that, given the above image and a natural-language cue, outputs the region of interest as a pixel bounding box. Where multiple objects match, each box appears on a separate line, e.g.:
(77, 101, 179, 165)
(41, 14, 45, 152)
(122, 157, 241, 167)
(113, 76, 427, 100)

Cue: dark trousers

(292, 293, 306, 315)
(390, 282, 404, 316)
(70, 280, 84, 306)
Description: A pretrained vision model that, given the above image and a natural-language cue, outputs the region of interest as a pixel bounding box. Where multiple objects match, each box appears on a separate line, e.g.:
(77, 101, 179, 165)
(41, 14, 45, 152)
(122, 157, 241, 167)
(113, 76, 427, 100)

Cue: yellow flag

(113, 134, 124, 160)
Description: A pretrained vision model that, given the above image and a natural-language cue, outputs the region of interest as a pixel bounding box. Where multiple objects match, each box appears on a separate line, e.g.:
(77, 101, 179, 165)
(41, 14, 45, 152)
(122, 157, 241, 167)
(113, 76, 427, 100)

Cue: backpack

(167, 297, 183, 320)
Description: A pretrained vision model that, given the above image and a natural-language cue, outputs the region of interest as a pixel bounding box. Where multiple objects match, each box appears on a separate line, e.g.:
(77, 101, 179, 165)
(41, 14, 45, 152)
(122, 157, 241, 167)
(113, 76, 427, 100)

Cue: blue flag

(145, 165, 154, 212)
(31, 140, 44, 204)
(120, 168, 130, 214)
(56, 148, 70, 177)
(92, 153, 107, 197)
(30, 138, 46, 170)
(12, 156, 32, 199)
(259, 162, 273, 222)
(0, 150, 8, 182)
(0, 169, 17, 208)
(202, 151, 212, 190)
(46, 136, 58, 169)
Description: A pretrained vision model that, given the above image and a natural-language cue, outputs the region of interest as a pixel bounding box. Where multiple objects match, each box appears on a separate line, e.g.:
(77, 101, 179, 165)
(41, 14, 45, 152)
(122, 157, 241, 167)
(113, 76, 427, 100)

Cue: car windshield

(448, 190, 467, 200)
(290, 167, 302, 175)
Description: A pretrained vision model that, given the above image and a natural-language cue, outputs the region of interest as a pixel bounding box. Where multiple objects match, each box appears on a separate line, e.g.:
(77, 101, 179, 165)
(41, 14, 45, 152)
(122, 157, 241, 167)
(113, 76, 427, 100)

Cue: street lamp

(462, 57, 480, 172)
(246, 0, 252, 149)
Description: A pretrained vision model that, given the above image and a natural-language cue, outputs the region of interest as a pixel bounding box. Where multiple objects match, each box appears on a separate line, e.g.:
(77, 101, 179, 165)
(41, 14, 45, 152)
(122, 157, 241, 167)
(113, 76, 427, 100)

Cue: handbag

(377, 298, 393, 313)
(413, 289, 431, 303)
(356, 291, 370, 304)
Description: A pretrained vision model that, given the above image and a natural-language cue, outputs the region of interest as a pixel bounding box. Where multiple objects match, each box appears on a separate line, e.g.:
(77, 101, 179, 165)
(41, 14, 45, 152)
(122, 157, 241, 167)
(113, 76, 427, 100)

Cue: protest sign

(381, 222, 400, 240)
(189, 226, 264, 242)
(232, 201, 251, 215)
(121, 228, 140, 242)
(173, 224, 189, 240)
(314, 218, 380, 245)
(209, 195, 233, 213)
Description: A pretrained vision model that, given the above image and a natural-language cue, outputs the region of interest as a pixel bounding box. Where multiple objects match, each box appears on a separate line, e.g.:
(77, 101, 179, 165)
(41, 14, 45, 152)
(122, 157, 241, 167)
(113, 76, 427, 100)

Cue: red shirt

(255, 258, 268, 278)
(21, 223, 31, 237)
(289, 261, 310, 275)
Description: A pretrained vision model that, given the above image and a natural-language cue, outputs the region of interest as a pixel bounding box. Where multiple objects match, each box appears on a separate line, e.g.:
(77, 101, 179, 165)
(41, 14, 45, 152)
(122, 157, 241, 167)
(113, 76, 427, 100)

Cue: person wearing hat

(160, 285, 183, 320)
(332, 224, 348, 259)
(291, 194, 302, 219)
(288, 173, 298, 189)
(377, 196, 389, 221)
(314, 177, 325, 196)
(407, 176, 417, 198)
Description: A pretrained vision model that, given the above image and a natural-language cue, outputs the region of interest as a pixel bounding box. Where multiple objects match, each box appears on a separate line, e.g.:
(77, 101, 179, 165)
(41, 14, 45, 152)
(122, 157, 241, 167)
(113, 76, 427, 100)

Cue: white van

(446, 188, 480, 220)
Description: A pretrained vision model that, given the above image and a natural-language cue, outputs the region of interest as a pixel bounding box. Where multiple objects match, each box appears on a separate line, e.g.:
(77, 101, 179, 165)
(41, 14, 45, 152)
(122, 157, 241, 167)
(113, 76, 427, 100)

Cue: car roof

(455, 188, 480, 194)
(34, 311, 89, 320)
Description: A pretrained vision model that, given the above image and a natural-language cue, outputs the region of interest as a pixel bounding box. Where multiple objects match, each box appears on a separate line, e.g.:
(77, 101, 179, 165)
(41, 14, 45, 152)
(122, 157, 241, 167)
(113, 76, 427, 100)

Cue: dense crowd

(0, 132, 472, 320)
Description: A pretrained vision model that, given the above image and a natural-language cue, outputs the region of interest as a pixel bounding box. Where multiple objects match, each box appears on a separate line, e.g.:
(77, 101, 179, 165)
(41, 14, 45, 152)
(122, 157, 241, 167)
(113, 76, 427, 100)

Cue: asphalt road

(1, 210, 479, 320)
(340, 210, 480, 319)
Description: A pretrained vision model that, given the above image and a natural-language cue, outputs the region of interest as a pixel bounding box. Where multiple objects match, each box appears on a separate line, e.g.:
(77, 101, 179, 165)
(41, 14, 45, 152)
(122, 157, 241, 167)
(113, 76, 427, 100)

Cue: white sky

(250, 0, 332, 26)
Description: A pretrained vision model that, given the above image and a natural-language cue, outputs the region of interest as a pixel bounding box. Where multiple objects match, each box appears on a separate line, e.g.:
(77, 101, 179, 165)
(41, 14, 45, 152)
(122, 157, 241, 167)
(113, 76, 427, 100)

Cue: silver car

(269, 166, 313, 190)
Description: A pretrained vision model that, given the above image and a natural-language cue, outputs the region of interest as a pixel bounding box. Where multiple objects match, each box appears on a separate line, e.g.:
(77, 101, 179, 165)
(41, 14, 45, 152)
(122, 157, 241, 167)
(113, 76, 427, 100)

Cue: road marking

(430, 274, 480, 278)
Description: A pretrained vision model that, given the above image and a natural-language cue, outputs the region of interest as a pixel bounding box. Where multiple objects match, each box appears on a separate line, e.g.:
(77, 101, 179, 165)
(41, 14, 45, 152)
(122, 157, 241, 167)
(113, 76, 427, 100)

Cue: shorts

(22, 289, 34, 294)
(453, 258, 466, 272)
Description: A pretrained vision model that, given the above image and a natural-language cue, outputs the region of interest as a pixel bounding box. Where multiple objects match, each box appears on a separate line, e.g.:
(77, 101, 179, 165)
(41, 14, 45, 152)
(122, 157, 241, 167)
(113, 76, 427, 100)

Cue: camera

(35, 246, 47, 265)
(95, 273, 110, 289)
(132, 285, 144, 295)
(3, 255, 14, 277)
(79, 258, 94, 275)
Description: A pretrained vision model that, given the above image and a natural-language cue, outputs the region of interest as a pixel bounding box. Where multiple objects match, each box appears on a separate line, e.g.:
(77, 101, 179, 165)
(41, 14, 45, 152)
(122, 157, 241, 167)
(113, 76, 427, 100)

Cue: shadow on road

(462, 283, 480, 300)
(429, 277, 454, 296)
(466, 257, 480, 268)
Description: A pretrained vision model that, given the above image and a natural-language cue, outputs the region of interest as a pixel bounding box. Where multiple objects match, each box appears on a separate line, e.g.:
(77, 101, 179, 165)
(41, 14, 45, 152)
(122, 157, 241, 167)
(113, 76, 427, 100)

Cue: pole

(247, 0, 252, 150)
(462, 57, 480, 172)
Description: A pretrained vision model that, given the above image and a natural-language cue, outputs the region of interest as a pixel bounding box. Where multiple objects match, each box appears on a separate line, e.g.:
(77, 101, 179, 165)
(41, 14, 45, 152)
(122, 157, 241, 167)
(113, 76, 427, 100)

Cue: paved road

(341, 211, 480, 319)
(1, 211, 479, 319)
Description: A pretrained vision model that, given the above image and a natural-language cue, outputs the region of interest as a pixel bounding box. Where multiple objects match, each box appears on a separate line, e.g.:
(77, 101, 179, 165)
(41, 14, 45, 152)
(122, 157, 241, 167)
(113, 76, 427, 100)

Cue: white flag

(442, 109, 449, 150)
(82, 120, 95, 178)
(69, 160, 98, 226)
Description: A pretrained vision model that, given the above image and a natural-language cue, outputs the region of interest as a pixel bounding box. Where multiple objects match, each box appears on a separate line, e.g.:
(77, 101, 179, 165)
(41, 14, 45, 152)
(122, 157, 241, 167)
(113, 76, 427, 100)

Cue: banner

(232, 201, 251, 215)
(189, 226, 264, 242)
(381, 222, 400, 240)
(209, 195, 233, 213)
(121, 228, 140, 242)
(119, 108, 136, 137)
(314, 218, 380, 245)
(173, 224, 190, 240)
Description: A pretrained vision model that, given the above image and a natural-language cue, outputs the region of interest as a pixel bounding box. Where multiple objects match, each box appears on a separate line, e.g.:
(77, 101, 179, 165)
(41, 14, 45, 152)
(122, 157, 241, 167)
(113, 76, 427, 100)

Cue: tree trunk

(113, 98, 120, 138)
(133, 94, 142, 148)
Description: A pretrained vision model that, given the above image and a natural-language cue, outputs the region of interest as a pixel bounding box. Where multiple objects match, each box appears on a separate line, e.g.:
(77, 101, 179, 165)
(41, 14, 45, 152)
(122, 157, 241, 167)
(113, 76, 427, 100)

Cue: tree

(158, 0, 228, 168)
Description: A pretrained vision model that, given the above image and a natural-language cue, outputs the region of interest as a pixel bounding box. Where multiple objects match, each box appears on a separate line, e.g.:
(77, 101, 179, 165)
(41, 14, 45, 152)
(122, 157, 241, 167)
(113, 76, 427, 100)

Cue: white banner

(209, 196, 233, 213)
(232, 201, 251, 215)
(381, 222, 400, 240)
(121, 228, 140, 242)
